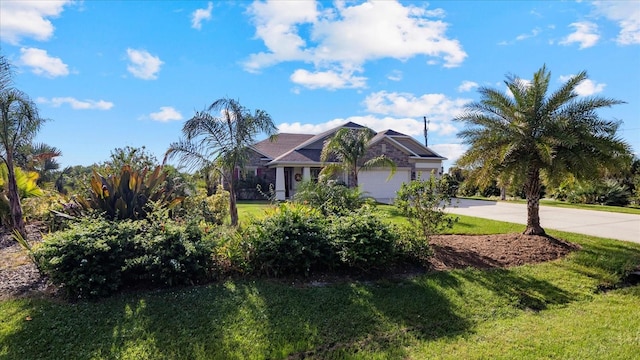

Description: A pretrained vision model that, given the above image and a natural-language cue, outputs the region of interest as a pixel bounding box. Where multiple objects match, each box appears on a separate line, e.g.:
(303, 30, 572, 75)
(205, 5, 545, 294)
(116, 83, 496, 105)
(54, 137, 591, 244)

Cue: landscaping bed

(0, 227, 578, 300)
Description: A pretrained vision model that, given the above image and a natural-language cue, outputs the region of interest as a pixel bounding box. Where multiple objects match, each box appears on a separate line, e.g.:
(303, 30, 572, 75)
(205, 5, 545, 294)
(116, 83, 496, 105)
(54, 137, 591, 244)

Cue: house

(243, 122, 446, 203)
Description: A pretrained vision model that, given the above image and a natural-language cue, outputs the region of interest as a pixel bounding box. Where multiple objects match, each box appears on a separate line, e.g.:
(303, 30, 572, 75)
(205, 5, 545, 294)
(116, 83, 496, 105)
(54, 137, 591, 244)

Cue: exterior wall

(236, 149, 277, 200)
(246, 149, 266, 167)
(364, 139, 444, 184)
(242, 137, 443, 199)
(414, 161, 443, 177)
(365, 139, 413, 169)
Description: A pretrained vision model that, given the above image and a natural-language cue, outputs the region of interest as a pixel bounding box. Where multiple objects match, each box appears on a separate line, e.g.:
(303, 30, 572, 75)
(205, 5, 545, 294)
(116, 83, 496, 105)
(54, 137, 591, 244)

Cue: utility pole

(423, 116, 430, 147)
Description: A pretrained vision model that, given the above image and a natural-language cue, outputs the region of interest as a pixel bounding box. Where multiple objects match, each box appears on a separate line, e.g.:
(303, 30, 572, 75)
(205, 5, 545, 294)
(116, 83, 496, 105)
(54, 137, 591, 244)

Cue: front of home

(241, 122, 446, 203)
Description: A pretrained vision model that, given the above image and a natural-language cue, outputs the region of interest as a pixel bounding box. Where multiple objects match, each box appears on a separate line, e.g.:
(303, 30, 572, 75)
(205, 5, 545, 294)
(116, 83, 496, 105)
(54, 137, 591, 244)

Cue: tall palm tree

(166, 98, 277, 226)
(455, 65, 631, 235)
(320, 128, 396, 188)
(0, 55, 46, 239)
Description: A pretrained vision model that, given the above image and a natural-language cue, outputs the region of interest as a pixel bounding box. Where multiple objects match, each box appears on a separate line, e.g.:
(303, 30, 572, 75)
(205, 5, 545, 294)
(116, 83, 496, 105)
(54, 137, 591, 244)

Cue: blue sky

(1, 0, 639, 170)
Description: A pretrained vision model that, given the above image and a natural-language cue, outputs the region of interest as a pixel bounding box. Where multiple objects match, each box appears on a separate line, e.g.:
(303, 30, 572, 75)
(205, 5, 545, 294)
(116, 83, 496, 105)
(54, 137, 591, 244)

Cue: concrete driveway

(446, 199, 640, 244)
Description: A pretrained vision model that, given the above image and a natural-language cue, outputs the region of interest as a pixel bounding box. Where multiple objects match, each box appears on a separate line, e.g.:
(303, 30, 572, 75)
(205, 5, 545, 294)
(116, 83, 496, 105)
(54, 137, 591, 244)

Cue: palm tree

(0, 55, 46, 239)
(166, 98, 277, 226)
(320, 127, 396, 188)
(455, 65, 631, 235)
(16, 142, 62, 185)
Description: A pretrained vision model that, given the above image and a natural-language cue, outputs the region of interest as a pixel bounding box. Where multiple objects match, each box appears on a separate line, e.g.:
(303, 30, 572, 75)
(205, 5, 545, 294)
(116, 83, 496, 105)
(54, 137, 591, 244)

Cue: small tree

(455, 65, 631, 235)
(102, 146, 158, 174)
(395, 173, 457, 243)
(320, 127, 396, 188)
(0, 55, 46, 239)
(166, 98, 277, 226)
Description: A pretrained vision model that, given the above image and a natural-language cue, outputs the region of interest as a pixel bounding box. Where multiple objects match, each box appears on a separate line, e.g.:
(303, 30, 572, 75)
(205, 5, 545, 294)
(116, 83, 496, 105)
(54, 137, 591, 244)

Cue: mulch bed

(0, 227, 580, 300)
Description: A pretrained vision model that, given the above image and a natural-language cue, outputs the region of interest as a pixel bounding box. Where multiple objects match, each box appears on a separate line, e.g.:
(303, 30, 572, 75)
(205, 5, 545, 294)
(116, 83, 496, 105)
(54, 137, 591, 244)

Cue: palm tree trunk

(228, 172, 239, 227)
(523, 166, 545, 235)
(5, 153, 27, 239)
(351, 165, 358, 188)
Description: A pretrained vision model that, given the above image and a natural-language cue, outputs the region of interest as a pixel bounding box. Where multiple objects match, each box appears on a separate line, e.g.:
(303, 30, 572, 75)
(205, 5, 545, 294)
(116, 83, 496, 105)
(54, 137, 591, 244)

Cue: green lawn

(1, 204, 639, 359)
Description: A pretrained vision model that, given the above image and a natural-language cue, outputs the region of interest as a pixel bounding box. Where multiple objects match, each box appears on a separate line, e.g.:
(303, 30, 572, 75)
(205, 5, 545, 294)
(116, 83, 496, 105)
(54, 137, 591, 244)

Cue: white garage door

(359, 170, 410, 204)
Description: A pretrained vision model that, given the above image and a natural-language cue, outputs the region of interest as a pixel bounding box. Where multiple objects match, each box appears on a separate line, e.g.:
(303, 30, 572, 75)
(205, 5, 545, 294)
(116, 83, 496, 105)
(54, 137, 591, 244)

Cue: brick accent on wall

(365, 139, 412, 169)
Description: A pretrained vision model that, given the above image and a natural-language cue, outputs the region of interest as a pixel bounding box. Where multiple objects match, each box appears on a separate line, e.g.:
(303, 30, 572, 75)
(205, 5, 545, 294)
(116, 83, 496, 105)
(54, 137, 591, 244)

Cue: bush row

(221, 203, 427, 277)
(35, 202, 432, 298)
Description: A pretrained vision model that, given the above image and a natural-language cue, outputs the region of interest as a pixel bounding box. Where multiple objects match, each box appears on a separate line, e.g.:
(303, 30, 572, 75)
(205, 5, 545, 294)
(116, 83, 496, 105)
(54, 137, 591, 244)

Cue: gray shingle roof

(252, 133, 314, 159)
(251, 122, 446, 165)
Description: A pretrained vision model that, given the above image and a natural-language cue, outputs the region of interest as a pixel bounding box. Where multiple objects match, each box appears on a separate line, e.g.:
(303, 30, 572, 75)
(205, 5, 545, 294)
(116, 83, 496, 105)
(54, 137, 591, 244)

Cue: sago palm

(166, 98, 276, 226)
(455, 65, 631, 235)
(320, 128, 396, 188)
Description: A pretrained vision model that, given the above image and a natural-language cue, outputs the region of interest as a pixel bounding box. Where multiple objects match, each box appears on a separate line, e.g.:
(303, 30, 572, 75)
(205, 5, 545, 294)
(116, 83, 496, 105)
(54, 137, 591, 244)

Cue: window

(238, 167, 257, 180)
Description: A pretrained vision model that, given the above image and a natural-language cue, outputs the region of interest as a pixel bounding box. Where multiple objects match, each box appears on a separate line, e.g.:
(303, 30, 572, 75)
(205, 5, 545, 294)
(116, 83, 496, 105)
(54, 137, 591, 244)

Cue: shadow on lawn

(2, 266, 585, 360)
(2, 276, 468, 359)
(11, 231, 638, 360)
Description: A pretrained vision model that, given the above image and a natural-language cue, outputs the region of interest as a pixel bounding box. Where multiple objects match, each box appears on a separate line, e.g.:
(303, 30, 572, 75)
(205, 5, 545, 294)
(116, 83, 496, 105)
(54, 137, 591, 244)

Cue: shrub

(440, 173, 460, 198)
(293, 179, 367, 216)
(179, 185, 230, 224)
(558, 179, 631, 206)
(211, 226, 253, 275)
(36, 213, 215, 299)
(22, 189, 64, 228)
(394, 224, 433, 264)
(328, 206, 398, 270)
(395, 175, 457, 244)
(123, 220, 213, 287)
(35, 217, 136, 298)
(243, 203, 332, 276)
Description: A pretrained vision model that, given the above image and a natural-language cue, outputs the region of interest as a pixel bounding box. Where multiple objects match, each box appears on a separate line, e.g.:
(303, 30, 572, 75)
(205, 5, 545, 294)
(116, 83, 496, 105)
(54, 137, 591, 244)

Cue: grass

(1, 203, 639, 359)
(461, 196, 640, 215)
(236, 200, 273, 224)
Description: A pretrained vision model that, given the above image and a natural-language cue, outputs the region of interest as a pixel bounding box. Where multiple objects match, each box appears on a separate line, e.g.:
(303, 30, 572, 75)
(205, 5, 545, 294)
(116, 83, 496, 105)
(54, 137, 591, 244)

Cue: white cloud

(126, 48, 163, 80)
(560, 21, 599, 49)
(592, 1, 640, 45)
(457, 80, 478, 92)
(387, 70, 403, 81)
(429, 143, 467, 165)
(191, 2, 213, 30)
(559, 75, 606, 96)
(498, 27, 542, 46)
(290, 68, 366, 90)
(149, 107, 183, 122)
(279, 115, 457, 137)
(0, 0, 70, 44)
(38, 97, 114, 110)
(363, 91, 470, 125)
(278, 118, 351, 134)
(245, 0, 466, 89)
(516, 27, 541, 41)
(19, 47, 69, 77)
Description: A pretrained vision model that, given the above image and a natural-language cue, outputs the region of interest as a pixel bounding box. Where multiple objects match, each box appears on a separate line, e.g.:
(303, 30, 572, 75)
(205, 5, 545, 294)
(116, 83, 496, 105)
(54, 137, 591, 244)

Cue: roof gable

(370, 129, 446, 159)
(293, 121, 366, 151)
